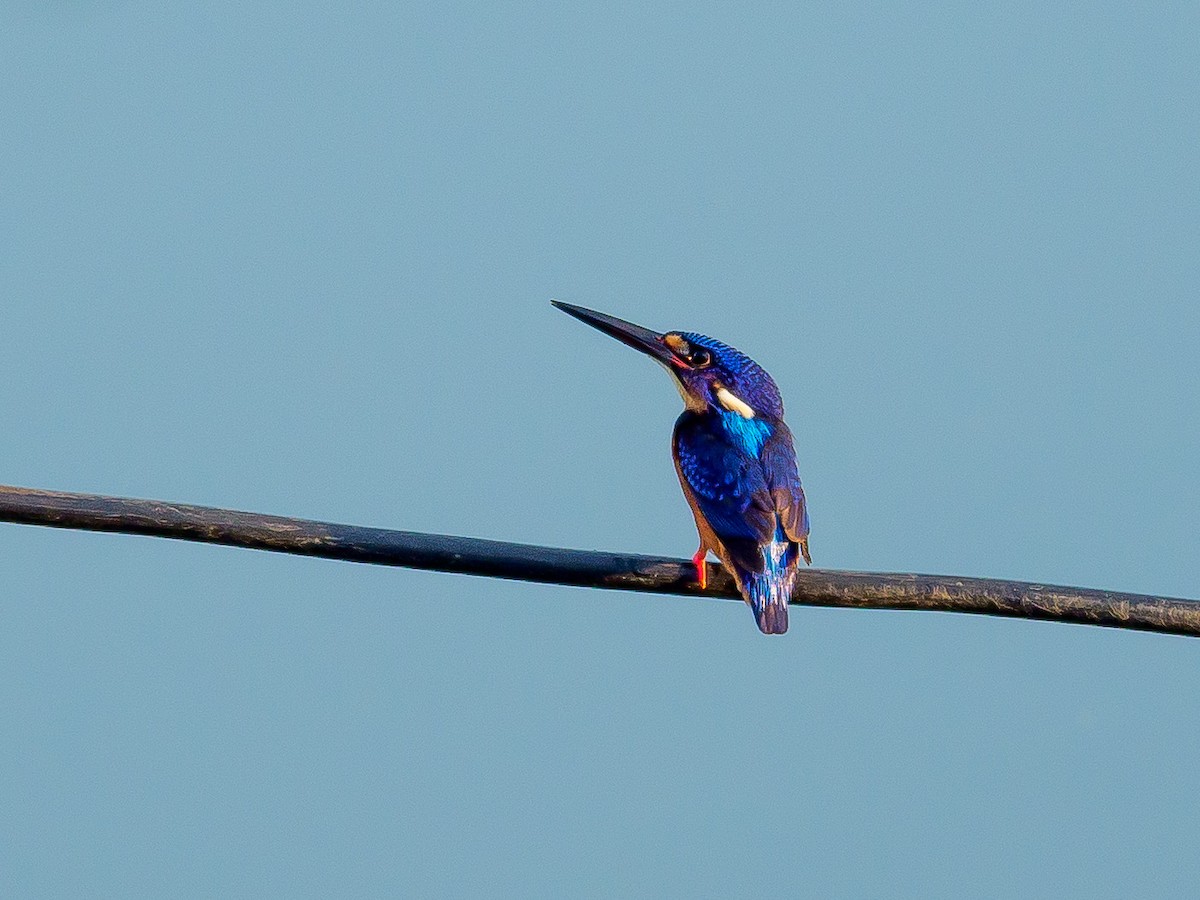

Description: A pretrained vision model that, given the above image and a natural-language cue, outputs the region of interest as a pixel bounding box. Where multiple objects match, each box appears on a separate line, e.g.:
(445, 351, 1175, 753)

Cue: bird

(551, 300, 810, 634)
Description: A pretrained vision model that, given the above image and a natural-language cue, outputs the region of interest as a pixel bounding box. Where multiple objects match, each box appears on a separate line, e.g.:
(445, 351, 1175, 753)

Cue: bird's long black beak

(551, 301, 675, 365)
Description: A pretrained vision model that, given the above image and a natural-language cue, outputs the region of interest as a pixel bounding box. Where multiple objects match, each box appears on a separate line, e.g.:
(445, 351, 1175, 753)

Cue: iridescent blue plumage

(670, 334, 810, 634)
(552, 303, 811, 634)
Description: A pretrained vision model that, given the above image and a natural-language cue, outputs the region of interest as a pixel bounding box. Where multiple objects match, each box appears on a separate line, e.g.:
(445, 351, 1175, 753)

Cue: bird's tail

(724, 535, 801, 633)
(746, 572, 792, 634)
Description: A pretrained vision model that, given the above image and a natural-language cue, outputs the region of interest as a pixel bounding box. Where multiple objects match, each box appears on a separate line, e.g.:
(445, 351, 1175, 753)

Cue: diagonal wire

(0, 483, 1196, 638)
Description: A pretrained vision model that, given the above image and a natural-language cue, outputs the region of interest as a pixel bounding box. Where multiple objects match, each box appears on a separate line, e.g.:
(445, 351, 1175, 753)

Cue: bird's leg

(691, 545, 708, 590)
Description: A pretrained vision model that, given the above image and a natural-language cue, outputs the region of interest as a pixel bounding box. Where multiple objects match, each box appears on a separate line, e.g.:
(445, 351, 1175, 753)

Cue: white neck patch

(716, 386, 755, 419)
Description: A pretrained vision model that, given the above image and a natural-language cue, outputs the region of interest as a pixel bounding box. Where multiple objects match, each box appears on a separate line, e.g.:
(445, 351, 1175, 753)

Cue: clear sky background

(2, 3, 1197, 897)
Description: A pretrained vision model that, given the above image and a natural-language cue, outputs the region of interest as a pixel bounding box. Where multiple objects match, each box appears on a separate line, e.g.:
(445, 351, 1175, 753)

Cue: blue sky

(2, 3, 1198, 896)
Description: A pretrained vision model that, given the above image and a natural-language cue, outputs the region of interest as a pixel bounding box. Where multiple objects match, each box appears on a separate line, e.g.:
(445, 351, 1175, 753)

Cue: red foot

(691, 547, 707, 590)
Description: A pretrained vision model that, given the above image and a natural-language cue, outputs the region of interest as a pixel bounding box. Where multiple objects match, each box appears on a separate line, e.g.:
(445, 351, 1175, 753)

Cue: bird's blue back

(670, 334, 809, 633)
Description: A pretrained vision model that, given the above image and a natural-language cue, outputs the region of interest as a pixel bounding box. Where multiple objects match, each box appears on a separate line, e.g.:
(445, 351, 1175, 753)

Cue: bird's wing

(673, 413, 776, 574)
(760, 422, 811, 562)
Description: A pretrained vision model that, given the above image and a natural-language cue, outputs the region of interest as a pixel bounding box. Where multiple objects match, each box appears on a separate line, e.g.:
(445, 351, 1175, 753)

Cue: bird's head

(551, 301, 784, 420)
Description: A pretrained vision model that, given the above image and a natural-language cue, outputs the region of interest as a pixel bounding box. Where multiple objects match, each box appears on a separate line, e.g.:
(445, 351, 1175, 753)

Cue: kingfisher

(552, 301, 811, 634)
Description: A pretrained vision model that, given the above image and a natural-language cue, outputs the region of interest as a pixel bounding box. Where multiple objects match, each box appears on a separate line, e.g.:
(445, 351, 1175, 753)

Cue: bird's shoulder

(672, 411, 768, 501)
(673, 411, 810, 552)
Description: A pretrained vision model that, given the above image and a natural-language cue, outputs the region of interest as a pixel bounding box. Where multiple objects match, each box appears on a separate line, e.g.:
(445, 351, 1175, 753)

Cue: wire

(0, 483, 1195, 637)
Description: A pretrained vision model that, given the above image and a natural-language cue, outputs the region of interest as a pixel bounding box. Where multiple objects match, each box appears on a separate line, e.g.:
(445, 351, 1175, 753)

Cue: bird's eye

(689, 349, 712, 368)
